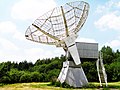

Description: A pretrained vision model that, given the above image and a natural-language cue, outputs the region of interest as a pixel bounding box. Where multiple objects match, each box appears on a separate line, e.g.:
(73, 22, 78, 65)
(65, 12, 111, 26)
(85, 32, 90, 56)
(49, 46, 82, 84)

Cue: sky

(0, 0, 120, 63)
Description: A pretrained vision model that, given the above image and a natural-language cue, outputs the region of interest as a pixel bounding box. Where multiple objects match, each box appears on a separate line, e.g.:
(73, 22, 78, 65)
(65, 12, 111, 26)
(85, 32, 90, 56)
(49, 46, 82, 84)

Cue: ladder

(96, 51, 108, 87)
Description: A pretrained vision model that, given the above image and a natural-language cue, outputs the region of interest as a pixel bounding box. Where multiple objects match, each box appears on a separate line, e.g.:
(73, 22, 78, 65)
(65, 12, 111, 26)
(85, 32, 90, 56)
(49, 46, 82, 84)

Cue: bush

(47, 69, 60, 81)
(19, 73, 31, 83)
(7, 69, 25, 83)
(0, 76, 11, 83)
(31, 72, 41, 82)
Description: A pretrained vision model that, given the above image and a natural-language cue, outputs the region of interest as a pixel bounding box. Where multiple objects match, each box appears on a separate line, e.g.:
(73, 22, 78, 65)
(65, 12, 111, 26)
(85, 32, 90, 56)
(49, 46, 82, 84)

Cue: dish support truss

(57, 35, 88, 87)
(58, 43, 108, 87)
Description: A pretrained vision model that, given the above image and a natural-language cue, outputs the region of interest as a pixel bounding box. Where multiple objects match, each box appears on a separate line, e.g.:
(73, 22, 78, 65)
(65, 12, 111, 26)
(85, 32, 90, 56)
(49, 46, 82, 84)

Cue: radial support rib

(61, 6, 69, 37)
(32, 24, 60, 41)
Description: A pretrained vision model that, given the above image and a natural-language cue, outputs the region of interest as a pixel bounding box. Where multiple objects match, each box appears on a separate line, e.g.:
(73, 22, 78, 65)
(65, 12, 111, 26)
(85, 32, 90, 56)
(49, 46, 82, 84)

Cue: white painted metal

(66, 61, 88, 87)
(66, 67, 88, 87)
(57, 61, 69, 83)
(64, 33, 81, 65)
(100, 52, 108, 87)
(96, 52, 108, 87)
(25, 1, 89, 48)
(58, 61, 88, 87)
(96, 59, 102, 87)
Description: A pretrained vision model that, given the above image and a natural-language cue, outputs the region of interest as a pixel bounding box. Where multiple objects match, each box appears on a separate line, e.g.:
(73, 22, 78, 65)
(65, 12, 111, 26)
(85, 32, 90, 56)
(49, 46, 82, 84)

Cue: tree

(7, 69, 25, 83)
(0, 76, 11, 83)
(82, 61, 98, 82)
(0, 61, 12, 78)
(101, 46, 115, 64)
(30, 72, 41, 82)
(19, 72, 31, 83)
(109, 61, 120, 81)
(47, 69, 60, 81)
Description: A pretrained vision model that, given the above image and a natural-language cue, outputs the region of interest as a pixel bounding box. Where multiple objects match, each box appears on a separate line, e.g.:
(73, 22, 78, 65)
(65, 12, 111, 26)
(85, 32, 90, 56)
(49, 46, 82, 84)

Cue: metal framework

(96, 51, 108, 87)
(25, 1, 89, 50)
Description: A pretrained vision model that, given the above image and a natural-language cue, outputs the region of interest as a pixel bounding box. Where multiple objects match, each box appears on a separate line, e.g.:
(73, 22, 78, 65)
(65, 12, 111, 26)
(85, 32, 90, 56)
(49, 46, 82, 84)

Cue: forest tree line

(0, 46, 120, 84)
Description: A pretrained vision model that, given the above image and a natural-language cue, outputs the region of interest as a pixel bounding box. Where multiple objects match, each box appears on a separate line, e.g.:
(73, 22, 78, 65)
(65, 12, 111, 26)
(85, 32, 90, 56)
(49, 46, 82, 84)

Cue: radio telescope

(25, 1, 89, 87)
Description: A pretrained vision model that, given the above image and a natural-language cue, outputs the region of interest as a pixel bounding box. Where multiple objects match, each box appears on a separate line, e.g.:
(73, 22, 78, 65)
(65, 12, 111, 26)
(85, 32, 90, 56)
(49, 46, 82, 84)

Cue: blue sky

(0, 0, 120, 63)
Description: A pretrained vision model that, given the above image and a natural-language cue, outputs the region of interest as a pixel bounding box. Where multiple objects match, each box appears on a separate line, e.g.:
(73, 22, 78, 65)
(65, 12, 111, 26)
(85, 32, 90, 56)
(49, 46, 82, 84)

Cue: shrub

(19, 73, 31, 83)
(0, 76, 11, 83)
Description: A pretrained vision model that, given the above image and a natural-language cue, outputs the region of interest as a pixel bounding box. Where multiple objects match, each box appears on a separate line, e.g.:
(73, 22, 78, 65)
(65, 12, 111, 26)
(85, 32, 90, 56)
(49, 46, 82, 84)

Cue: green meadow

(0, 82, 120, 90)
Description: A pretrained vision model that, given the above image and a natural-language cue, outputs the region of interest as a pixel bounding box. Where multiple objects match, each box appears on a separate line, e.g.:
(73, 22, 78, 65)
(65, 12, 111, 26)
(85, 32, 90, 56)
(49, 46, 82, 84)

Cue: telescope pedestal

(58, 61, 88, 87)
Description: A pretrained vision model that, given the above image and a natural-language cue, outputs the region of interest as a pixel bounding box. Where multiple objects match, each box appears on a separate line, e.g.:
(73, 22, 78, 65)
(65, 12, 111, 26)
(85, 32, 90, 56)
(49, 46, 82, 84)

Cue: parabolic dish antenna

(25, 1, 89, 87)
(25, 1, 89, 48)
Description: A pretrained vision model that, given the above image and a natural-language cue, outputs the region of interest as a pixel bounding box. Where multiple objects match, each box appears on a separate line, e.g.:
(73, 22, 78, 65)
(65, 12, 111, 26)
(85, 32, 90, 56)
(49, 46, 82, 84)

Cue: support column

(58, 60, 88, 87)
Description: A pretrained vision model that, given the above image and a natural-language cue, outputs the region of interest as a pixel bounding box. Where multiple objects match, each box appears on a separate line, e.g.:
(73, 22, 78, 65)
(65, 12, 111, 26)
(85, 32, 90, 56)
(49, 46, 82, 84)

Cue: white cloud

(0, 41, 64, 63)
(0, 37, 19, 50)
(0, 21, 26, 41)
(13, 31, 26, 41)
(24, 47, 64, 63)
(118, 36, 120, 39)
(76, 37, 97, 43)
(11, 0, 57, 20)
(25, 48, 44, 55)
(116, 1, 120, 7)
(95, 0, 117, 14)
(94, 12, 120, 31)
(0, 51, 3, 56)
(95, 0, 120, 31)
(0, 54, 26, 63)
(104, 40, 120, 48)
(0, 21, 17, 33)
(96, 5, 106, 14)
(0, 21, 24, 63)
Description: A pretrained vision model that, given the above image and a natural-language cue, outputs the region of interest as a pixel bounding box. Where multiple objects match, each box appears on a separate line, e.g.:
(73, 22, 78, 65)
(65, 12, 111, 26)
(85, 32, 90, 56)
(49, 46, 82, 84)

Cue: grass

(0, 82, 120, 90)
(88, 82, 120, 89)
